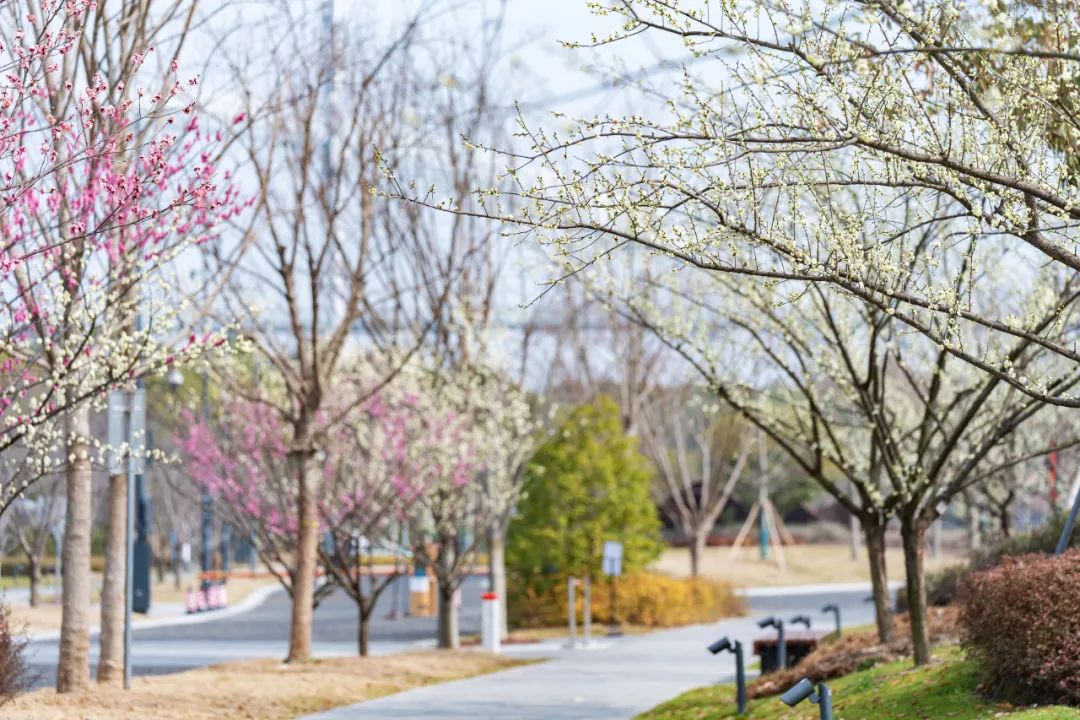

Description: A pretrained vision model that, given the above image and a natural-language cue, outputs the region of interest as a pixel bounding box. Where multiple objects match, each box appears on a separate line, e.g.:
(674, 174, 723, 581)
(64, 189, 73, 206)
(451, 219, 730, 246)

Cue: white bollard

(481, 592, 501, 653)
(567, 577, 578, 647)
(583, 576, 592, 645)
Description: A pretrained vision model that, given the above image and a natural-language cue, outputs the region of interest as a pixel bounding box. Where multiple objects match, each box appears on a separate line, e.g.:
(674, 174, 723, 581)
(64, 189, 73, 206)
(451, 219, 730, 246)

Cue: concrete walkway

(299, 581, 885, 720)
(299, 616, 765, 720)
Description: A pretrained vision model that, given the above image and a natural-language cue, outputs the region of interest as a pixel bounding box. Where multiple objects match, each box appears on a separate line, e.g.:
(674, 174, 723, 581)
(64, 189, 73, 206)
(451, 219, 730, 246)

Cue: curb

(737, 581, 904, 598)
(26, 582, 284, 643)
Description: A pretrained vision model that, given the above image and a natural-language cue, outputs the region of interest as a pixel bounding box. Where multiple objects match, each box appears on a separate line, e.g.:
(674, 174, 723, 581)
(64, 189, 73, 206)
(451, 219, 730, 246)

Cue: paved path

(299, 582, 890, 720)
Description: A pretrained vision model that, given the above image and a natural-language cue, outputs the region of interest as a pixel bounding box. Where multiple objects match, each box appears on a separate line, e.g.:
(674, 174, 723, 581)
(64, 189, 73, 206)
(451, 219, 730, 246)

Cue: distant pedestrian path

(299, 618, 763, 720)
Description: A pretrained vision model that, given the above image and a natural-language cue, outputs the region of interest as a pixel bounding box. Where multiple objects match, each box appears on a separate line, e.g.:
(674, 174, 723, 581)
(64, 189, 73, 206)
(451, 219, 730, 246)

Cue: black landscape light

(758, 616, 786, 670)
(789, 614, 811, 629)
(821, 604, 841, 638)
(707, 636, 746, 715)
(780, 677, 834, 720)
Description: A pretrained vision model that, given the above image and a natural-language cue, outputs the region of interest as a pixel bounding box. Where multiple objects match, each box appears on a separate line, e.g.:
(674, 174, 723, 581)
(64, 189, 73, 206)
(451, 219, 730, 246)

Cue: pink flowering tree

(177, 369, 437, 656)
(0, 1, 245, 691)
(0, 4, 242, 471)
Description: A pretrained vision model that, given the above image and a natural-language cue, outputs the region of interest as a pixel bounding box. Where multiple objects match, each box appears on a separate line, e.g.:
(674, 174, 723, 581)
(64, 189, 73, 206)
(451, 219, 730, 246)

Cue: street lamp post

(758, 616, 786, 670)
(122, 377, 146, 690)
(780, 678, 834, 720)
(707, 636, 747, 715)
(199, 369, 214, 592)
(822, 604, 841, 639)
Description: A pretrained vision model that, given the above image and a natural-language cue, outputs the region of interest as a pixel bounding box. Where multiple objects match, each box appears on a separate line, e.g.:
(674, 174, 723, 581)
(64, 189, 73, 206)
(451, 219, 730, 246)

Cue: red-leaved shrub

(959, 549, 1080, 705)
(0, 605, 30, 706)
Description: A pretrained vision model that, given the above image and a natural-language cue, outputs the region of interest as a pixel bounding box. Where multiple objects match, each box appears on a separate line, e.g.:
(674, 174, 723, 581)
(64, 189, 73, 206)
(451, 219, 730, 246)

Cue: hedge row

(509, 571, 744, 629)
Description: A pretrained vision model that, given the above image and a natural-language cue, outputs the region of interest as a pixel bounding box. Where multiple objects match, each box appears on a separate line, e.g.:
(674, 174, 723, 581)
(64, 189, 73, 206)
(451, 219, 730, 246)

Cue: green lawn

(638, 647, 1080, 719)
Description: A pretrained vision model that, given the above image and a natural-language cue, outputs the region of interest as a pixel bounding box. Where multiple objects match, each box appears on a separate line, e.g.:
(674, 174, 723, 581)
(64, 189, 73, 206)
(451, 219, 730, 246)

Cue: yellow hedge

(509, 571, 744, 629)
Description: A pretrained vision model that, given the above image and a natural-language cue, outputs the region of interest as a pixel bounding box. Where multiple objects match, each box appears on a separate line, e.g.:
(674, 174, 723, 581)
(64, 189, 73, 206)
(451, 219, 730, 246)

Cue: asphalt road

(25, 575, 486, 688)
(22, 579, 893, 689)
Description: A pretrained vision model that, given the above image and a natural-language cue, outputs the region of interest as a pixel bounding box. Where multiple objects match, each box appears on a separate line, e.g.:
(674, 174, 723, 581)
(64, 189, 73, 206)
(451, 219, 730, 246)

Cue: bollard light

(780, 677, 834, 720)
(707, 636, 747, 715)
(822, 604, 841, 639)
(789, 614, 811, 629)
(758, 616, 787, 670)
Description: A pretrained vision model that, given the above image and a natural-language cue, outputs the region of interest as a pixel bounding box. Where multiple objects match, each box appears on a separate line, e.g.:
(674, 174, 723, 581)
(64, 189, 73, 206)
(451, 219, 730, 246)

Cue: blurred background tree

(507, 395, 662, 607)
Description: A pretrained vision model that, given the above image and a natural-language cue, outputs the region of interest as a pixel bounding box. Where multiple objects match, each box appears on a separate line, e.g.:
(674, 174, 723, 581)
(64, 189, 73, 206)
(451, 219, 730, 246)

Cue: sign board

(106, 388, 147, 475)
(602, 540, 623, 577)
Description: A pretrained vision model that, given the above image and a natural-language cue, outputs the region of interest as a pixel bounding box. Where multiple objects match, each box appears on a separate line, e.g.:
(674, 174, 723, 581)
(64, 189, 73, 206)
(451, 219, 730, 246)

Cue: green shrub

(507, 395, 663, 612)
(509, 571, 744, 628)
(959, 550, 1080, 705)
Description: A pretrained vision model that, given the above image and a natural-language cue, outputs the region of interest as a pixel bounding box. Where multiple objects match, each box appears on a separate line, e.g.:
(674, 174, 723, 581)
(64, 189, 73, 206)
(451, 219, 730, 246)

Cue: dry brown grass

(10, 576, 276, 635)
(5, 650, 525, 720)
(652, 544, 963, 587)
(748, 606, 961, 699)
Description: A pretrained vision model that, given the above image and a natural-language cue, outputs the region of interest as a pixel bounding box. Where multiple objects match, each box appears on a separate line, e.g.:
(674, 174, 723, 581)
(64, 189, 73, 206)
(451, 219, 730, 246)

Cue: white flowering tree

(405, 360, 536, 649)
(610, 260, 1074, 662)
(457, 0, 1080, 411)
(386, 0, 1080, 664)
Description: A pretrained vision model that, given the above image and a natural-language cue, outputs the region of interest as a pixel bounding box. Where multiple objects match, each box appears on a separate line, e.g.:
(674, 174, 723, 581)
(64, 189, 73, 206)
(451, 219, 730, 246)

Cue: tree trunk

(488, 524, 509, 640)
(863, 520, 893, 644)
(287, 449, 319, 663)
(999, 506, 1012, 537)
(154, 534, 165, 583)
(901, 515, 931, 666)
(436, 579, 459, 649)
(98, 473, 127, 684)
(689, 526, 707, 578)
(57, 406, 92, 693)
(27, 557, 39, 608)
(173, 538, 182, 591)
(358, 604, 370, 657)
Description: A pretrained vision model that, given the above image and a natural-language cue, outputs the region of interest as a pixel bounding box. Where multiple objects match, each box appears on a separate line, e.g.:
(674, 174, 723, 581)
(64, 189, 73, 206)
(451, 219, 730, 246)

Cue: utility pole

(758, 433, 770, 560)
(123, 374, 146, 690)
(200, 369, 213, 592)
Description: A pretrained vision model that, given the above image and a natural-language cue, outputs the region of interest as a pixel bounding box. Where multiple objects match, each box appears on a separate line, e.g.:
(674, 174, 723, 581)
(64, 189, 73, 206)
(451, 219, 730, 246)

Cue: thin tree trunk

(689, 526, 707, 578)
(98, 473, 127, 684)
(999, 507, 1012, 537)
(27, 557, 39, 608)
(287, 448, 319, 663)
(863, 520, 893, 644)
(901, 516, 931, 666)
(154, 534, 165, 583)
(57, 406, 92, 693)
(358, 604, 370, 657)
(173, 538, 182, 591)
(436, 579, 459, 649)
(488, 524, 508, 640)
